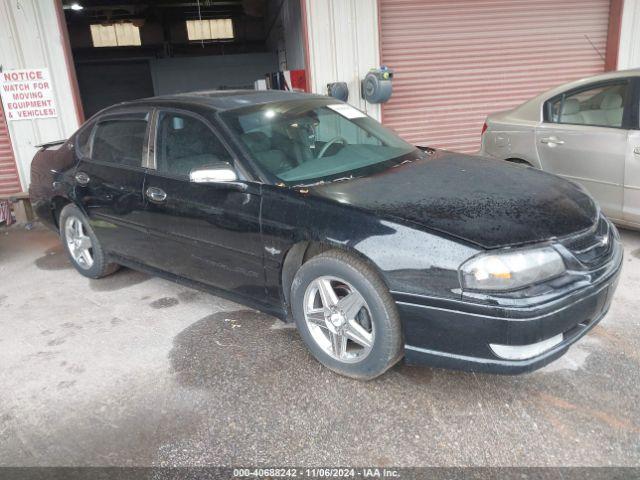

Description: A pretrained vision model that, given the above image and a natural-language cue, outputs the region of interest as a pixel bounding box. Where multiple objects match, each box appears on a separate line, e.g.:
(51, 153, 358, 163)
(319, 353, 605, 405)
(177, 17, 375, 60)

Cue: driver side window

(155, 111, 233, 177)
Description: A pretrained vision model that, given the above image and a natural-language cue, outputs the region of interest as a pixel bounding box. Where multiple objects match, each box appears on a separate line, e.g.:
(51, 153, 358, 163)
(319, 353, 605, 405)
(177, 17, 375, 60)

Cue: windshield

(219, 99, 420, 185)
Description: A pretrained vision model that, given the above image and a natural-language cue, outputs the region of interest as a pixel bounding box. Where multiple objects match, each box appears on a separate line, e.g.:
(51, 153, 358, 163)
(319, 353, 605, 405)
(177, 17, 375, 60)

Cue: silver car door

(535, 123, 626, 220)
(535, 81, 630, 221)
(625, 130, 640, 226)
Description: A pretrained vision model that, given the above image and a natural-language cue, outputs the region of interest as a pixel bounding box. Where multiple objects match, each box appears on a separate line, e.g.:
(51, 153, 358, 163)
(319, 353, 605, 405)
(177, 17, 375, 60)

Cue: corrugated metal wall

(0, 0, 80, 191)
(0, 103, 20, 195)
(304, 0, 382, 120)
(379, 0, 611, 153)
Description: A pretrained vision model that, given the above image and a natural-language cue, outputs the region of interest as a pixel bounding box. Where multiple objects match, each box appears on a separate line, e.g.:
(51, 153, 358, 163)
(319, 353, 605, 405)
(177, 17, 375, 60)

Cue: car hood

(310, 150, 598, 249)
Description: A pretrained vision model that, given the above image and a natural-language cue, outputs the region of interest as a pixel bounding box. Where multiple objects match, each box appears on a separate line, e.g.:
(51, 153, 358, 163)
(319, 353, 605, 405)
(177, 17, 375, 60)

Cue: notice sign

(0, 68, 58, 121)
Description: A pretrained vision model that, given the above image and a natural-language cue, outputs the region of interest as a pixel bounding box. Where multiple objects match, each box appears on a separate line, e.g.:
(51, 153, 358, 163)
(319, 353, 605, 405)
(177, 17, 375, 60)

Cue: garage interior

(62, 0, 307, 118)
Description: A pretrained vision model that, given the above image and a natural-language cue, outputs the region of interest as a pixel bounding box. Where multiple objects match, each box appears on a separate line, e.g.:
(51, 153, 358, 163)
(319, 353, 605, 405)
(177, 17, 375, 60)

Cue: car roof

(114, 89, 328, 112)
(539, 68, 640, 98)
(491, 69, 640, 123)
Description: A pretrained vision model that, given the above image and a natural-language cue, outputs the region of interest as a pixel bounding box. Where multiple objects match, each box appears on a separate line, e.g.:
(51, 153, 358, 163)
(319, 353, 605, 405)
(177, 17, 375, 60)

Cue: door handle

(634, 146, 640, 155)
(540, 137, 565, 145)
(145, 186, 167, 203)
(75, 171, 90, 185)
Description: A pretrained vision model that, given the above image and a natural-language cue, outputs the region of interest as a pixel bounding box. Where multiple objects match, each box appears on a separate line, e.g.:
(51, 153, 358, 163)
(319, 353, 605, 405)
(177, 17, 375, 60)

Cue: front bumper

(396, 238, 622, 374)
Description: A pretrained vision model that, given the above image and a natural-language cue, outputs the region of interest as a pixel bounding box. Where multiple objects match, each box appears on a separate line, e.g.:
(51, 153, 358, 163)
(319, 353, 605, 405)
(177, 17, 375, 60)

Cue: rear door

(74, 108, 152, 262)
(140, 108, 265, 300)
(535, 80, 630, 221)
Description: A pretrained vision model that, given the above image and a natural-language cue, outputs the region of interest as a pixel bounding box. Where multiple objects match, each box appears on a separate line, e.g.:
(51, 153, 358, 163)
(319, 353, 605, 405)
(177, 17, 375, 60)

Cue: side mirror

(190, 162, 239, 184)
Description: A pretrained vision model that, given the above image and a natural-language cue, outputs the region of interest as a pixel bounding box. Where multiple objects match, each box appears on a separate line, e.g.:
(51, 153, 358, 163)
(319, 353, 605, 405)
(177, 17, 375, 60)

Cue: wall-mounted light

(70, 3, 83, 10)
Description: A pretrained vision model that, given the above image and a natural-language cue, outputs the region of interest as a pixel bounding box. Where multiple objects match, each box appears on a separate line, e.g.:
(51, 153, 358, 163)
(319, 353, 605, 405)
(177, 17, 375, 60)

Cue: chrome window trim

(144, 108, 158, 170)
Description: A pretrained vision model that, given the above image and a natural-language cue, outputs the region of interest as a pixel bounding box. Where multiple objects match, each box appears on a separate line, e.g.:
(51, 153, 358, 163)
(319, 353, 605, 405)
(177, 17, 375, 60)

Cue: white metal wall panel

(304, 0, 382, 120)
(0, 103, 20, 195)
(619, 0, 640, 69)
(380, 0, 611, 153)
(0, 0, 80, 190)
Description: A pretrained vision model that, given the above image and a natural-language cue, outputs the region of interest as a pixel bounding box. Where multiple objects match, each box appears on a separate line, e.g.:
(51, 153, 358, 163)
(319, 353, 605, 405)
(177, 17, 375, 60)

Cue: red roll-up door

(0, 103, 21, 195)
(379, 0, 611, 153)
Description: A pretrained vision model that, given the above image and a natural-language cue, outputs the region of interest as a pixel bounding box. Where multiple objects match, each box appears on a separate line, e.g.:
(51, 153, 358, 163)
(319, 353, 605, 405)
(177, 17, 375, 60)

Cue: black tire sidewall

(291, 252, 402, 379)
(59, 204, 114, 279)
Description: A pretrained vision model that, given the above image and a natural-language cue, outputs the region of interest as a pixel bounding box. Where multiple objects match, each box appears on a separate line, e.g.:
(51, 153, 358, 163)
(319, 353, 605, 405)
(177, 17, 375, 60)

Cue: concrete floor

(0, 223, 639, 467)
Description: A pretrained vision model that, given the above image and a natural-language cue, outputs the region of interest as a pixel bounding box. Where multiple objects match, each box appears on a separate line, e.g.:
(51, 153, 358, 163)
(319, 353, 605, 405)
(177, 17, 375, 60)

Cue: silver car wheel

(65, 215, 94, 270)
(303, 275, 375, 363)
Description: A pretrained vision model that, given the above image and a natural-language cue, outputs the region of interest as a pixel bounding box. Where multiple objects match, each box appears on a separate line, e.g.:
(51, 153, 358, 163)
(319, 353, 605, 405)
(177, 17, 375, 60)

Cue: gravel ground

(0, 223, 639, 467)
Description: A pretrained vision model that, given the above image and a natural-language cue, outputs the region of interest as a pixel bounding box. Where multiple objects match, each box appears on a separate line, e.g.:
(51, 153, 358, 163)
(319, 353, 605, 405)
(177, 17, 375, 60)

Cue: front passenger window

(549, 83, 627, 128)
(156, 112, 233, 177)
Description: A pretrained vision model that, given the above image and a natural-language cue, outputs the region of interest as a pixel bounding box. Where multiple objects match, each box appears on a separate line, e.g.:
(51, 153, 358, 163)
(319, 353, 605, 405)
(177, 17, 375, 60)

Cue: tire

(59, 204, 119, 279)
(291, 249, 403, 380)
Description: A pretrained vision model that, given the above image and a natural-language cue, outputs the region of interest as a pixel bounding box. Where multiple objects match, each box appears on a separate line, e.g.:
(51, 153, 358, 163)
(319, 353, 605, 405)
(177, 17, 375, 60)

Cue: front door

(625, 129, 640, 226)
(74, 109, 151, 263)
(141, 109, 265, 301)
(535, 80, 630, 221)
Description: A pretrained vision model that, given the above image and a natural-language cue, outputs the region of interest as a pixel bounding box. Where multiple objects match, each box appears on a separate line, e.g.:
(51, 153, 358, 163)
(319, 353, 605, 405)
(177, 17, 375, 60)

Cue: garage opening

(62, 0, 307, 119)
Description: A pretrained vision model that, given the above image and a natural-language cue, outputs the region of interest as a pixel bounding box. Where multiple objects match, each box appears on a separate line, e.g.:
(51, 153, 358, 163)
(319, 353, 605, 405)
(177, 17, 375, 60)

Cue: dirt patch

(169, 309, 303, 389)
(150, 297, 179, 309)
(34, 245, 72, 270)
(535, 392, 639, 433)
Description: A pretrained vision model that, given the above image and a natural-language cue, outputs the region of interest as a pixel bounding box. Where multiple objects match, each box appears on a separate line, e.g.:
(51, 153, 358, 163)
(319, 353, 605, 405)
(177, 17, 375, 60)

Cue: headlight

(460, 246, 565, 291)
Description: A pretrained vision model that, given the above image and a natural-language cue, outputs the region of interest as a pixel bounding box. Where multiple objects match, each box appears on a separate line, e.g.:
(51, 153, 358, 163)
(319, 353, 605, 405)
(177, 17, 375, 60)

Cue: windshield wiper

(329, 175, 355, 183)
(291, 175, 355, 189)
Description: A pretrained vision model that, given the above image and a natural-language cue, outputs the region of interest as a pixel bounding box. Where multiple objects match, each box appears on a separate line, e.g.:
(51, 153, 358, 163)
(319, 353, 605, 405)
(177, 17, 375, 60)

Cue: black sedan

(30, 90, 622, 379)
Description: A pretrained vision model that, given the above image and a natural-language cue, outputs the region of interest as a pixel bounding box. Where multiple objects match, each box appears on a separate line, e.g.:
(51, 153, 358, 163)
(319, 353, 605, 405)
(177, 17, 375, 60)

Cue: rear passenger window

(91, 112, 149, 167)
(548, 82, 627, 128)
(155, 111, 232, 177)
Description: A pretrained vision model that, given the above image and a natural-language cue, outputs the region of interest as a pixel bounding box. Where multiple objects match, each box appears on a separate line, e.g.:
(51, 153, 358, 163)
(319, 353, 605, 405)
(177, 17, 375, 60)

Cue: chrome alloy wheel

(303, 276, 375, 363)
(65, 216, 94, 270)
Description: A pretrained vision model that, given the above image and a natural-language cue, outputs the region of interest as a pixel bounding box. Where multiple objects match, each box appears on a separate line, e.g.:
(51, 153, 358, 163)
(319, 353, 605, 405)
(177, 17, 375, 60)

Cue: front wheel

(291, 249, 403, 380)
(59, 204, 119, 279)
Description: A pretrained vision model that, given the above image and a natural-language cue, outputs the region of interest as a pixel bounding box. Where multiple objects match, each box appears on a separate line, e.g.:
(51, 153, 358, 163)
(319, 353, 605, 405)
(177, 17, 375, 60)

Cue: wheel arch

(51, 196, 72, 230)
(280, 239, 391, 321)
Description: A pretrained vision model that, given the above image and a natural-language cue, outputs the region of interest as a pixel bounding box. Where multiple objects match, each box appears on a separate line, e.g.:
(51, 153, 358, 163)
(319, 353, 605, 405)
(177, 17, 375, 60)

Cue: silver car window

(549, 82, 627, 129)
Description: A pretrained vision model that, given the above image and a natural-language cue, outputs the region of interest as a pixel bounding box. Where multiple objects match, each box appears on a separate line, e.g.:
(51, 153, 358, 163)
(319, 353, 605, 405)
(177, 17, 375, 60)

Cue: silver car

(480, 69, 640, 230)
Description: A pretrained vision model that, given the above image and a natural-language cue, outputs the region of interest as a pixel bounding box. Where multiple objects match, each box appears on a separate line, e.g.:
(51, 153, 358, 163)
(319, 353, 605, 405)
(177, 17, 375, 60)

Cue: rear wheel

(291, 249, 403, 380)
(59, 204, 119, 279)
